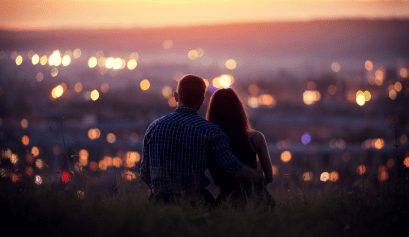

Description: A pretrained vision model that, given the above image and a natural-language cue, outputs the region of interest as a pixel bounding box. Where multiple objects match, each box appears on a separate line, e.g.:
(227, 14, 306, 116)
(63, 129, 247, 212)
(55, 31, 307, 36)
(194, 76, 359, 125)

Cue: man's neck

(178, 103, 200, 112)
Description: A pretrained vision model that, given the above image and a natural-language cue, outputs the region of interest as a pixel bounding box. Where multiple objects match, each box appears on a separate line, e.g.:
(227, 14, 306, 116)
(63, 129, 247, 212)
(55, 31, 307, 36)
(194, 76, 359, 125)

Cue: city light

(140, 79, 150, 90)
(280, 151, 292, 162)
(225, 59, 237, 70)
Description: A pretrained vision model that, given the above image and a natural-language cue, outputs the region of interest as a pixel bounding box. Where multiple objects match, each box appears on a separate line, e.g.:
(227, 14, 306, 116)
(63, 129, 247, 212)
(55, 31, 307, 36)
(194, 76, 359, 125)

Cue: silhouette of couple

(139, 74, 274, 208)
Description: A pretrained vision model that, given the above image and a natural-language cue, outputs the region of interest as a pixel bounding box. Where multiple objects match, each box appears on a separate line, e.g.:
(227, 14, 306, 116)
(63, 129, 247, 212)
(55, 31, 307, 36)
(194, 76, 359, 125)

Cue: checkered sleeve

(139, 124, 152, 184)
(210, 133, 243, 177)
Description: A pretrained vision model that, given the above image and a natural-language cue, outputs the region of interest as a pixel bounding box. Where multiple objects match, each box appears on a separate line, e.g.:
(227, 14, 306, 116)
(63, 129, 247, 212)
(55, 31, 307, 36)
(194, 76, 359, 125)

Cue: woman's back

(208, 131, 258, 192)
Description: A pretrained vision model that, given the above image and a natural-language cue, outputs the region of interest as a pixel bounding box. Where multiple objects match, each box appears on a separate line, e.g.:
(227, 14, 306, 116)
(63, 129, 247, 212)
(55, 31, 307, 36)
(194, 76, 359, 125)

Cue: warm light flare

(32, 54, 39, 65)
(280, 151, 291, 162)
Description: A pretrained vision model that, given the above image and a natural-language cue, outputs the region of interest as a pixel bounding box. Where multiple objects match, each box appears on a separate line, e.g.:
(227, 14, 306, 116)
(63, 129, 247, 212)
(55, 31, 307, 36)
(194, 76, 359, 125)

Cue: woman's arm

(250, 131, 273, 185)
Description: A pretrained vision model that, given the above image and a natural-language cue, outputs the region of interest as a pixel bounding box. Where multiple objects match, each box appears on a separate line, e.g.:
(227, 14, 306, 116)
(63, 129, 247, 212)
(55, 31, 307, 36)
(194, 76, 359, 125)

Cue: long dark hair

(206, 88, 256, 168)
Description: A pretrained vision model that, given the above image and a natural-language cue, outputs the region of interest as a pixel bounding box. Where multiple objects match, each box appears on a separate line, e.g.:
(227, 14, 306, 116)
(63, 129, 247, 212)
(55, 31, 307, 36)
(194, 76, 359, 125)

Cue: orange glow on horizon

(2, 1, 408, 30)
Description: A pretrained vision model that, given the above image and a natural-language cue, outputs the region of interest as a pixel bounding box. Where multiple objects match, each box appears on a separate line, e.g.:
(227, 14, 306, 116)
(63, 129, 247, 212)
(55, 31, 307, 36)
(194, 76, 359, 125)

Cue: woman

(206, 88, 274, 207)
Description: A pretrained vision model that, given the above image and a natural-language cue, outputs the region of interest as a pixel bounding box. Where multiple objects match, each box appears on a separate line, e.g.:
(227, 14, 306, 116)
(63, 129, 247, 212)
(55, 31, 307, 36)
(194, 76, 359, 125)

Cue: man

(139, 74, 264, 206)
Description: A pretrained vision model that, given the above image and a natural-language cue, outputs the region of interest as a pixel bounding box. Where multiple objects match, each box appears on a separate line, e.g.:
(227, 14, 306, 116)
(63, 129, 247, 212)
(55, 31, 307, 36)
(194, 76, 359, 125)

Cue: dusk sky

(1, 0, 409, 30)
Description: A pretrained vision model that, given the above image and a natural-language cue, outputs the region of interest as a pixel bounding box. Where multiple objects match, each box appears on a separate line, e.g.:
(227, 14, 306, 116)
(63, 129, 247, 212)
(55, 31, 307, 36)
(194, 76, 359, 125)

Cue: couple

(139, 74, 274, 208)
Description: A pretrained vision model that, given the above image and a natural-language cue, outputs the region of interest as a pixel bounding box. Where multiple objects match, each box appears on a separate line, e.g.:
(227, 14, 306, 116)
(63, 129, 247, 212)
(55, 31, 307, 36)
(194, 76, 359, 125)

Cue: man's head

(174, 74, 206, 110)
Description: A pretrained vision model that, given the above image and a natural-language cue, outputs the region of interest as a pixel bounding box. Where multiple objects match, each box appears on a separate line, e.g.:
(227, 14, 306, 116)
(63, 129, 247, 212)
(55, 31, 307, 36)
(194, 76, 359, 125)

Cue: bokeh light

(105, 57, 114, 68)
(31, 146, 39, 157)
(35, 159, 44, 169)
(60, 171, 71, 183)
(140, 79, 150, 90)
(113, 157, 122, 168)
(35, 175, 42, 185)
(32, 54, 39, 65)
(162, 86, 172, 98)
(248, 97, 260, 108)
(378, 165, 388, 181)
(363, 91, 371, 101)
(258, 94, 276, 107)
(16, 55, 23, 65)
(22, 135, 29, 146)
(89, 161, 98, 171)
(107, 133, 116, 143)
(36, 72, 44, 82)
(51, 67, 58, 77)
(88, 57, 97, 68)
(331, 62, 340, 72)
(52, 85, 63, 98)
(75, 82, 82, 93)
(91, 90, 99, 101)
(329, 171, 339, 182)
(188, 50, 198, 60)
(303, 90, 320, 105)
(357, 164, 366, 175)
(196, 48, 204, 57)
(103, 156, 113, 167)
(163, 40, 173, 49)
(21, 118, 28, 129)
(301, 132, 311, 145)
(365, 60, 373, 71)
(25, 153, 34, 163)
(129, 52, 139, 61)
(73, 48, 81, 59)
(280, 151, 292, 162)
(113, 58, 122, 70)
(394, 81, 403, 92)
(79, 149, 89, 166)
(389, 89, 397, 100)
(327, 85, 337, 95)
(373, 138, 384, 150)
(98, 160, 107, 171)
(130, 132, 139, 143)
(386, 159, 395, 169)
(375, 69, 384, 86)
(219, 75, 232, 88)
(25, 167, 34, 176)
(126, 151, 140, 168)
(122, 170, 137, 181)
(225, 59, 237, 70)
(356, 94, 365, 106)
(400, 68, 408, 78)
(127, 59, 137, 70)
(62, 55, 71, 66)
(40, 55, 48, 65)
(168, 97, 178, 107)
(101, 83, 109, 93)
(248, 84, 259, 95)
(11, 154, 19, 164)
(320, 172, 330, 182)
(303, 172, 313, 181)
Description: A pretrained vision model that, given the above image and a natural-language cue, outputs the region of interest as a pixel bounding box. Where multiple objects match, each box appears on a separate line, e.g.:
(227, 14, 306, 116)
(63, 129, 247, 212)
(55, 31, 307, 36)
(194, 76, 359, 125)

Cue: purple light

(301, 132, 311, 145)
(209, 85, 219, 94)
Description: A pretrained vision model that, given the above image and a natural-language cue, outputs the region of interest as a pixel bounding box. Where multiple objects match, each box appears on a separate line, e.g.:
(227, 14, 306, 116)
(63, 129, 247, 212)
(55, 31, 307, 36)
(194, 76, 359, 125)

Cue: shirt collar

(175, 106, 198, 114)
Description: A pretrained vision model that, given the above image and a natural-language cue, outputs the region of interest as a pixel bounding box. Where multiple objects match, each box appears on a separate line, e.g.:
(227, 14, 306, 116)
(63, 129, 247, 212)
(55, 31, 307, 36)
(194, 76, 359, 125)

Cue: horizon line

(1, 16, 409, 32)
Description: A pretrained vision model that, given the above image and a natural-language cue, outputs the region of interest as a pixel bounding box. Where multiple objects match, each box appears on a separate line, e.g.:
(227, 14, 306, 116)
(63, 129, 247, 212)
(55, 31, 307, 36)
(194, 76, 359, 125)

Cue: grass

(1, 170, 408, 237)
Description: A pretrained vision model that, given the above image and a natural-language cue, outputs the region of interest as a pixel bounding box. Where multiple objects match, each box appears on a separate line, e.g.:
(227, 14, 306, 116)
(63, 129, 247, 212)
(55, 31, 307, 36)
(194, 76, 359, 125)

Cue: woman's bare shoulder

(248, 130, 266, 144)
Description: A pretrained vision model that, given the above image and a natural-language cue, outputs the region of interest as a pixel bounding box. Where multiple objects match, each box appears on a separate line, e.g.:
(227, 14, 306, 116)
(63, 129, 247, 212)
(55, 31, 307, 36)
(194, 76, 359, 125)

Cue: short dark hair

(177, 74, 206, 107)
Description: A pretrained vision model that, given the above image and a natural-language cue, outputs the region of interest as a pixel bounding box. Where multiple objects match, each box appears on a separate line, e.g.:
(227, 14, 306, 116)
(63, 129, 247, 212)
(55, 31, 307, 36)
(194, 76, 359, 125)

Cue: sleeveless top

(208, 132, 257, 193)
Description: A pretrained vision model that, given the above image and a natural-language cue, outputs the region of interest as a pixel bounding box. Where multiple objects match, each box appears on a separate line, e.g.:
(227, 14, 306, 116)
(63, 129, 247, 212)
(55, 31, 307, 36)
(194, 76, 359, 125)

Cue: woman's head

(206, 88, 252, 133)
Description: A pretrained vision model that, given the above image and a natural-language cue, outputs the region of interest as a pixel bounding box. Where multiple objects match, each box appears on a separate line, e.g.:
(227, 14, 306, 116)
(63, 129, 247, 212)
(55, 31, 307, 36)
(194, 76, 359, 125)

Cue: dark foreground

(1, 172, 409, 237)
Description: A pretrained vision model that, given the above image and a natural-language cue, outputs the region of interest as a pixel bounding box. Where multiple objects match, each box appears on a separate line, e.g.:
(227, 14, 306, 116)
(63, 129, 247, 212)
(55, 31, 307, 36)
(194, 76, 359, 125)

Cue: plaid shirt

(140, 106, 243, 194)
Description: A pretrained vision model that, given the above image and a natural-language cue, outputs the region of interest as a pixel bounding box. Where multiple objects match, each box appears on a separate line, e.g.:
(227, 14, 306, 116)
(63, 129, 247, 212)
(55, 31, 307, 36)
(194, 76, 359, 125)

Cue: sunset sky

(1, 0, 409, 29)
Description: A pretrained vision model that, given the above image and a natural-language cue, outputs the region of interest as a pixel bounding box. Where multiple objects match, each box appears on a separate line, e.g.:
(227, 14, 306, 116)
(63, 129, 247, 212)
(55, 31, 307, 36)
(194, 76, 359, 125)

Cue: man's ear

(174, 91, 179, 102)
